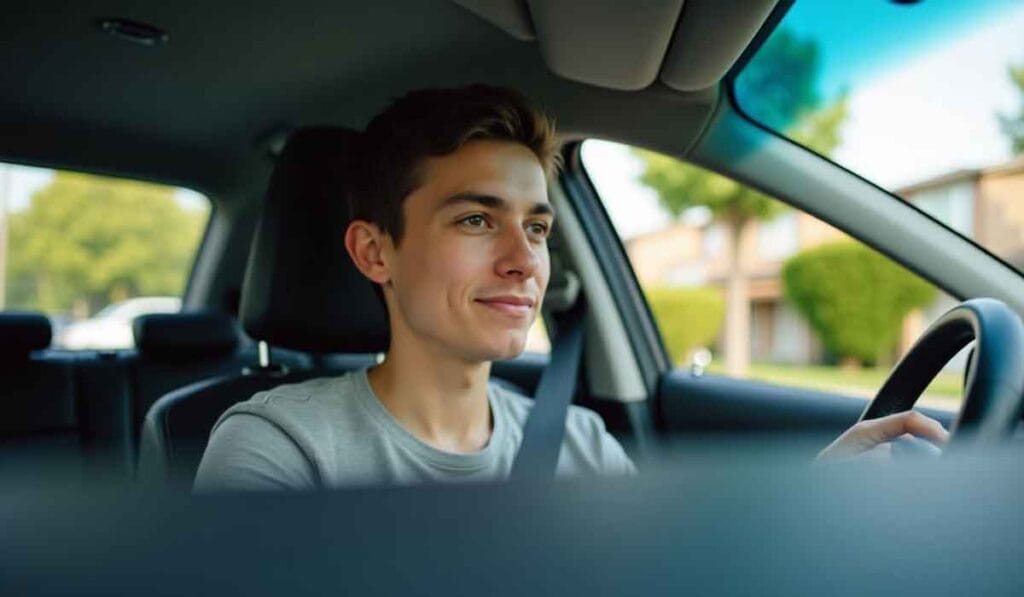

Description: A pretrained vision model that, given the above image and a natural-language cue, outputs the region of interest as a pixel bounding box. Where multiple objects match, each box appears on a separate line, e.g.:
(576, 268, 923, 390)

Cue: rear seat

(2, 309, 313, 482)
(0, 313, 78, 467)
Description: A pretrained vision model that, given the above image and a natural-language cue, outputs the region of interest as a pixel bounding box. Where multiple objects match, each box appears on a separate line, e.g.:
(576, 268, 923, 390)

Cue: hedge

(782, 241, 936, 366)
(645, 286, 725, 366)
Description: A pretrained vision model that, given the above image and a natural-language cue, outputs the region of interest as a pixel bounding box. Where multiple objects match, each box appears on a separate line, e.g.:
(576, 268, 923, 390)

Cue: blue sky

(777, 0, 1022, 103)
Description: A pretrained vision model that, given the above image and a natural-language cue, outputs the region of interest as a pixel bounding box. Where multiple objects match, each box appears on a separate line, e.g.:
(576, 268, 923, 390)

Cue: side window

(0, 162, 210, 350)
(581, 140, 962, 411)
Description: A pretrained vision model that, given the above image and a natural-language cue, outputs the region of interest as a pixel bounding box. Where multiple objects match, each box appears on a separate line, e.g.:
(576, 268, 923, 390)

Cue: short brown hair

(351, 84, 559, 244)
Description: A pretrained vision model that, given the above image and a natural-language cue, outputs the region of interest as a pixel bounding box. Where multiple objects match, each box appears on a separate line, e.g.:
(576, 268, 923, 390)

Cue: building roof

(895, 168, 979, 195)
(895, 155, 1024, 195)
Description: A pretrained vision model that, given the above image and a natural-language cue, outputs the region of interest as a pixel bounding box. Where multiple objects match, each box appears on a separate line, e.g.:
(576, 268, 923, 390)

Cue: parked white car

(58, 297, 181, 350)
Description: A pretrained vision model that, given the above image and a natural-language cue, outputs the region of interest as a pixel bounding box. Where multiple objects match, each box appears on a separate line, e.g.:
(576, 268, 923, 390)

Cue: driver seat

(138, 127, 390, 488)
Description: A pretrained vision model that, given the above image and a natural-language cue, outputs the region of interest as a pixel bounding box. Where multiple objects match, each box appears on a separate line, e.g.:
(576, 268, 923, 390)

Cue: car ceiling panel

(0, 0, 718, 199)
(450, 0, 535, 40)
(0, 1, 492, 184)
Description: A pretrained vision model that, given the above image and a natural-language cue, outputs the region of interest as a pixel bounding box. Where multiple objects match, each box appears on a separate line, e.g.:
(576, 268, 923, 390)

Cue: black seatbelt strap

(510, 296, 587, 481)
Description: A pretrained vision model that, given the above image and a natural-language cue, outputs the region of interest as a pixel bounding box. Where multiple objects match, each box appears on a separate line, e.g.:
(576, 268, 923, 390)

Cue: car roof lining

(0, 0, 770, 201)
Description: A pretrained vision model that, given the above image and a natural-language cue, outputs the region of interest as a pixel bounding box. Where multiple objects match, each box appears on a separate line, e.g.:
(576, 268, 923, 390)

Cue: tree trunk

(723, 218, 751, 377)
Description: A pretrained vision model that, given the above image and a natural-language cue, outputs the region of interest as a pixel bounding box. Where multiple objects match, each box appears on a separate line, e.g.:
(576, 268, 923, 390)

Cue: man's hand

(816, 411, 949, 463)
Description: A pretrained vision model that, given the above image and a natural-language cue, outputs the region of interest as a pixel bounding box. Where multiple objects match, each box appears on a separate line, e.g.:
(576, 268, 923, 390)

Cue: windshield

(734, 0, 1024, 272)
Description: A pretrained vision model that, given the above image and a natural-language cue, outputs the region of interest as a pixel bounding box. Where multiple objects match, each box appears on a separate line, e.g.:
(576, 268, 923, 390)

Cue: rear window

(1, 162, 210, 349)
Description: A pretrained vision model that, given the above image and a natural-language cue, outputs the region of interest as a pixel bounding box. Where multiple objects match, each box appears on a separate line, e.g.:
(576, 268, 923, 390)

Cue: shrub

(645, 286, 725, 366)
(782, 241, 936, 366)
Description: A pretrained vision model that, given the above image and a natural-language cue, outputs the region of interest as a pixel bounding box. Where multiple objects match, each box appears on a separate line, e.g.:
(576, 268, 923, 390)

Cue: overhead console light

(95, 18, 169, 47)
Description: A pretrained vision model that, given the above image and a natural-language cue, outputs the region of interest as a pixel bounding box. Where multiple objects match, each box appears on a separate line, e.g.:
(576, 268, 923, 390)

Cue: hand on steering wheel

(817, 411, 947, 462)
(817, 298, 1024, 462)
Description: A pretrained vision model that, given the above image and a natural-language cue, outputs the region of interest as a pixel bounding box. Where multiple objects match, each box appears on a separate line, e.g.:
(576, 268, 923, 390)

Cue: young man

(194, 85, 947, 492)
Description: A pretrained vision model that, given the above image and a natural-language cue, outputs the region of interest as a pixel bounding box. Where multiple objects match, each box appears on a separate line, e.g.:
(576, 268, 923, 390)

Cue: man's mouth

(474, 295, 535, 317)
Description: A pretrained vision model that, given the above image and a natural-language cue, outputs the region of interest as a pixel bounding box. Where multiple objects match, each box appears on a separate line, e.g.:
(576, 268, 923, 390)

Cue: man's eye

(459, 214, 488, 228)
(527, 222, 550, 237)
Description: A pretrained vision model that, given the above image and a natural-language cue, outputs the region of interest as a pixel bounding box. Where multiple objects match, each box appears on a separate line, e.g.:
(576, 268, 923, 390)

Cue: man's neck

(366, 336, 493, 454)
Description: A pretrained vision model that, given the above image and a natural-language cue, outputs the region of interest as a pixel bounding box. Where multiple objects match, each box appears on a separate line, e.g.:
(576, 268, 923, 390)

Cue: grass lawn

(707, 362, 963, 411)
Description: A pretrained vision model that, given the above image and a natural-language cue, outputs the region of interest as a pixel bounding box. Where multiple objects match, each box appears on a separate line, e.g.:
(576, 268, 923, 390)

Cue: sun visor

(449, 0, 777, 93)
(529, 0, 684, 91)
(660, 0, 779, 92)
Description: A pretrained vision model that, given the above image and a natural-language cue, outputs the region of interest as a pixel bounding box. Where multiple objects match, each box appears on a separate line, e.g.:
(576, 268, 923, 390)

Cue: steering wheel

(859, 298, 1024, 449)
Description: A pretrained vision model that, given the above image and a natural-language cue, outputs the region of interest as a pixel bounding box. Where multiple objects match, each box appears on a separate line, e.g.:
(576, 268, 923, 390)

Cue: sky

(2, 0, 1023, 242)
(832, 3, 1024, 188)
(779, 0, 1020, 100)
(0, 163, 208, 213)
(0, 163, 52, 212)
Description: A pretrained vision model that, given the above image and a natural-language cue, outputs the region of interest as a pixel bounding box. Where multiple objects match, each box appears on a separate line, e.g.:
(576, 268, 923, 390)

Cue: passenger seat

(128, 312, 249, 449)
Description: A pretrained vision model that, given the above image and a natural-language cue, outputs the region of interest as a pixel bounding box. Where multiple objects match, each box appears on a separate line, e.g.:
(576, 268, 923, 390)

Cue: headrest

(0, 312, 52, 356)
(239, 127, 389, 353)
(133, 312, 240, 359)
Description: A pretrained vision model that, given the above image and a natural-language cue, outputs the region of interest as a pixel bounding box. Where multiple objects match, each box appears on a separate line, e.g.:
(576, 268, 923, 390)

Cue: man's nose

(495, 226, 541, 278)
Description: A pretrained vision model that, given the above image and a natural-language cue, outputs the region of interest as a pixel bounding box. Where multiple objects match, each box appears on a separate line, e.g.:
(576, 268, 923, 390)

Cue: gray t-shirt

(193, 368, 635, 492)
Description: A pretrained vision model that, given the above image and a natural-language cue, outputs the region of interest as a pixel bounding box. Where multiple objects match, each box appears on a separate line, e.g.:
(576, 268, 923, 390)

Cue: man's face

(381, 139, 553, 362)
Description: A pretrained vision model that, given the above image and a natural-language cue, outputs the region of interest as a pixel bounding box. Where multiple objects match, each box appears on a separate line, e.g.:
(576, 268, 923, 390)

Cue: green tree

(997, 59, 1024, 154)
(646, 286, 724, 366)
(6, 171, 206, 315)
(733, 28, 822, 131)
(635, 29, 848, 376)
(782, 241, 936, 367)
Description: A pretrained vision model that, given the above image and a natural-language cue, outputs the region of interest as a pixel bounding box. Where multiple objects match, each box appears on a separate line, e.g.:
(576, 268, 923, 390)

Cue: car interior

(3, 1, 1023, 592)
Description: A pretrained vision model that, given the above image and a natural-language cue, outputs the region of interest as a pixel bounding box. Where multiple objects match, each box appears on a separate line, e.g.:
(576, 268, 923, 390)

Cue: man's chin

(465, 335, 527, 363)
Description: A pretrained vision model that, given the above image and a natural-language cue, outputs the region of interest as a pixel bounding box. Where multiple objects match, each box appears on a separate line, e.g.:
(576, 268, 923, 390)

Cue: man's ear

(344, 220, 392, 285)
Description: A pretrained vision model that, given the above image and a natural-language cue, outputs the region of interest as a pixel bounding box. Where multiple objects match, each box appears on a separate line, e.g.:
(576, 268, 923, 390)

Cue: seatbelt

(509, 295, 587, 481)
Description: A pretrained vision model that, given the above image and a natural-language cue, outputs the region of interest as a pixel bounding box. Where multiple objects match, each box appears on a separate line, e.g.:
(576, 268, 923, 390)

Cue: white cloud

(835, 6, 1024, 189)
(0, 163, 53, 213)
(579, 140, 671, 239)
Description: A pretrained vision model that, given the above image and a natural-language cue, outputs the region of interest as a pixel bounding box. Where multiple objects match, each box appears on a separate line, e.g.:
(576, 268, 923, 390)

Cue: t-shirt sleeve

(596, 422, 637, 476)
(589, 415, 634, 477)
(564, 406, 637, 476)
(193, 413, 318, 493)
